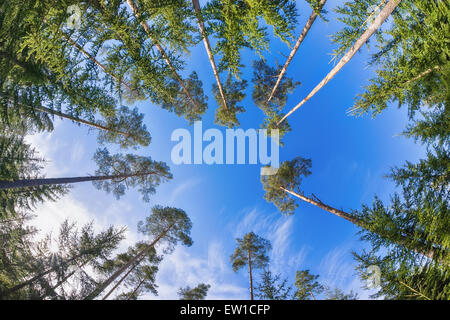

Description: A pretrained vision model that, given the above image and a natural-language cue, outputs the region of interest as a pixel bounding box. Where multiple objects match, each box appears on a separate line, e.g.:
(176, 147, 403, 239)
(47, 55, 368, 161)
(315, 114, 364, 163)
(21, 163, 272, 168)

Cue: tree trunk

(267, 0, 327, 102)
(248, 250, 254, 300)
(192, 0, 228, 110)
(0, 171, 160, 190)
(125, 0, 199, 111)
(85, 223, 174, 300)
(279, 187, 441, 262)
(61, 32, 134, 92)
(277, 0, 402, 125)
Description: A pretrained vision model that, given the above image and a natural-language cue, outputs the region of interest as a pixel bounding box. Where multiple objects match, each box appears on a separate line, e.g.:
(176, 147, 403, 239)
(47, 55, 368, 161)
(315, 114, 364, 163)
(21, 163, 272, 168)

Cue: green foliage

(0, 129, 68, 218)
(92, 148, 172, 202)
(178, 283, 211, 300)
(214, 74, 247, 128)
(261, 157, 312, 215)
(254, 269, 292, 300)
(325, 287, 358, 300)
(204, 0, 298, 77)
(0, 219, 125, 299)
(230, 232, 271, 272)
(294, 269, 323, 300)
(97, 106, 151, 149)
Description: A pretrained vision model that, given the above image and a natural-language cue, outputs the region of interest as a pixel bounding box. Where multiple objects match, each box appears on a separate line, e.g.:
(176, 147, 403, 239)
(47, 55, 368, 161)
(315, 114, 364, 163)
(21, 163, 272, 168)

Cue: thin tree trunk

(85, 223, 174, 300)
(0, 171, 161, 190)
(1, 93, 131, 137)
(267, 0, 327, 102)
(61, 33, 134, 92)
(280, 187, 362, 225)
(248, 250, 254, 300)
(279, 187, 440, 261)
(0, 249, 96, 298)
(277, 0, 402, 125)
(125, 0, 199, 111)
(192, 0, 228, 109)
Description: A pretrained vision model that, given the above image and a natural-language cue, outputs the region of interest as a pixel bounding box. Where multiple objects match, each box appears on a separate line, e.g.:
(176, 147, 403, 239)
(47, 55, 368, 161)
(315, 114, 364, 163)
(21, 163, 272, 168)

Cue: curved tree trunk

(267, 0, 327, 102)
(192, 0, 228, 110)
(125, 0, 199, 111)
(278, 0, 402, 126)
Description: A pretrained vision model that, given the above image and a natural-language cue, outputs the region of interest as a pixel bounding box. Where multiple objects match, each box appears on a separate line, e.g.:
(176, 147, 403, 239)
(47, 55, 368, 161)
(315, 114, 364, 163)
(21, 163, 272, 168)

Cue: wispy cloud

(168, 178, 202, 205)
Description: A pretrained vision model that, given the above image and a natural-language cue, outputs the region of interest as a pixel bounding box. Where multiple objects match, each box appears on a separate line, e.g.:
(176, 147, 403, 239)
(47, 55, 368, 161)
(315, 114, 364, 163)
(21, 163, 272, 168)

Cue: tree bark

(248, 250, 254, 300)
(277, 0, 402, 125)
(125, 0, 199, 111)
(267, 0, 327, 102)
(192, 0, 228, 109)
(85, 223, 174, 300)
(0, 171, 161, 190)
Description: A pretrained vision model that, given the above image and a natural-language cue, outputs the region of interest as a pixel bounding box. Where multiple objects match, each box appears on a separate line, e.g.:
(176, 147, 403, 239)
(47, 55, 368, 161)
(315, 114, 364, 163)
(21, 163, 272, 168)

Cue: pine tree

(294, 269, 323, 300)
(261, 157, 444, 262)
(85, 205, 193, 300)
(230, 232, 271, 300)
(98, 242, 162, 300)
(254, 269, 292, 300)
(178, 283, 211, 300)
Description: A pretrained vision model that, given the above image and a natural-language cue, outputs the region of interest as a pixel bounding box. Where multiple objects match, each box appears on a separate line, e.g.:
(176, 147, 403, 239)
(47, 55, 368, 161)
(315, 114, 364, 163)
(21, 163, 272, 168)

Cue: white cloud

(148, 241, 247, 300)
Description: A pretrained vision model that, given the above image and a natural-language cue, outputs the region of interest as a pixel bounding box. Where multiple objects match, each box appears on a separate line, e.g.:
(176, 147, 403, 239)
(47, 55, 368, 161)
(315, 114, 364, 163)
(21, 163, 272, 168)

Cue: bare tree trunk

(192, 0, 228, 109)
(248, 250, 254, 300)
(125, 0, 199, 111)
(267, 0, 327, 102)
(0, 171, 161, 190)
(278, 0, 402, 125)
(85, 223, 174, 300)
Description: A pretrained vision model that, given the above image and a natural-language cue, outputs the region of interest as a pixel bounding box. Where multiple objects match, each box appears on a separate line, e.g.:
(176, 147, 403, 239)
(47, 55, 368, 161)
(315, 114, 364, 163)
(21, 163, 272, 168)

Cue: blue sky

(25, 0, 426, 299)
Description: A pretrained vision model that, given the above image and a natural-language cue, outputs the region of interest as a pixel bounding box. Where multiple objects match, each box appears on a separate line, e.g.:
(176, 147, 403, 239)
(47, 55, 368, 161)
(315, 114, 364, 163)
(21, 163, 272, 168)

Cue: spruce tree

(178, 283, 211, 300)
(254, 269, 292, 300)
